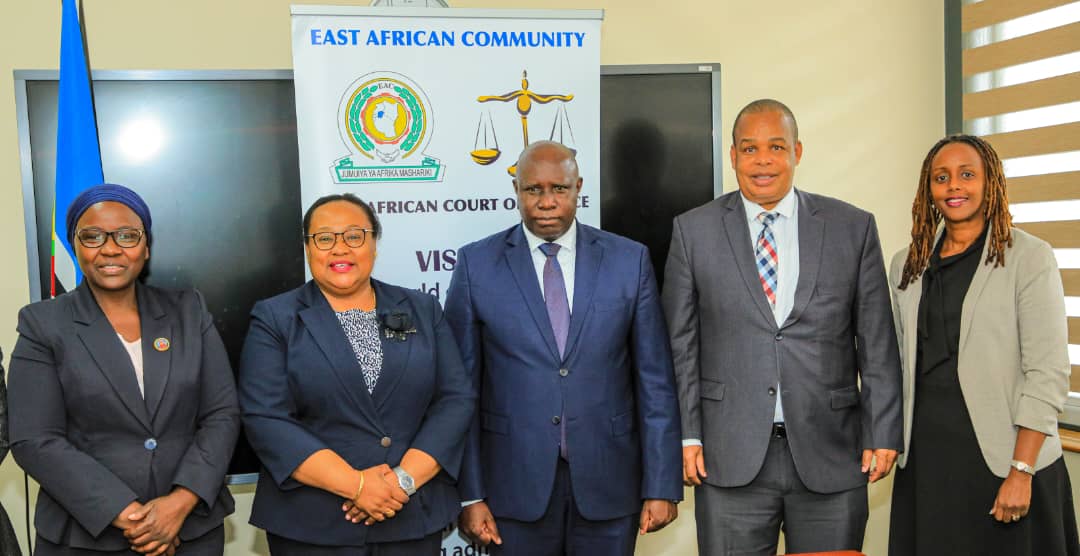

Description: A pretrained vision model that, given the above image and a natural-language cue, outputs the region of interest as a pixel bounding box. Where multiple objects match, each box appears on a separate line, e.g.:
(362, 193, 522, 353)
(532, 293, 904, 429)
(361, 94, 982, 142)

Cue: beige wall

(0, 1, 955, 554)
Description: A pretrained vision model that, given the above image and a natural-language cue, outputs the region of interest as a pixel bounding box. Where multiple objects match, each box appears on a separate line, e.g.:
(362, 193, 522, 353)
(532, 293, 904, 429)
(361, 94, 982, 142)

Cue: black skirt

(889, 368, 1080, 555)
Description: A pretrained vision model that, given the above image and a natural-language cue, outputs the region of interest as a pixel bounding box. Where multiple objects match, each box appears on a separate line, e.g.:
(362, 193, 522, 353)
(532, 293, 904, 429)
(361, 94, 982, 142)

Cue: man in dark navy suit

(445, 141, 683, 556)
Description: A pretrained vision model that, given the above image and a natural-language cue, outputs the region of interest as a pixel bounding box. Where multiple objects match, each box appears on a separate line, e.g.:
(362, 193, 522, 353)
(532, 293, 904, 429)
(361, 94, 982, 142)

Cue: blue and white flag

(52, 0, 104, 296)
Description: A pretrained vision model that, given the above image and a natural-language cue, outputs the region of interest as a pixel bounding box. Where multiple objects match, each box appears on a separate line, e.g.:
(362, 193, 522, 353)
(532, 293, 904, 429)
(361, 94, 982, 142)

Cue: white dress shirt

(522, 220, 577, 312)
(743, 188, 799, 423)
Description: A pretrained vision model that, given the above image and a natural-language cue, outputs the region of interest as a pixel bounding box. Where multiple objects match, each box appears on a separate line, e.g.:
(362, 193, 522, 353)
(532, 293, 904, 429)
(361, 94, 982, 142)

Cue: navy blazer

(7, 283, 239, 551)
(239, 279, 474, 545)
(444, 223, 683, 522)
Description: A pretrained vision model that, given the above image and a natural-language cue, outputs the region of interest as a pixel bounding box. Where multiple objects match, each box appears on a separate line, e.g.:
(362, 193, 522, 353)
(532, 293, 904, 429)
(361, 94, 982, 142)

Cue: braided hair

(898, 134, 1013, 290)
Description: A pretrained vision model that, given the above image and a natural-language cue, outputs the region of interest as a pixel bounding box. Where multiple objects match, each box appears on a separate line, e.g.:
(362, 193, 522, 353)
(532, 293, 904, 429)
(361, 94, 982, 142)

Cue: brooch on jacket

(380, 311, 417, 341)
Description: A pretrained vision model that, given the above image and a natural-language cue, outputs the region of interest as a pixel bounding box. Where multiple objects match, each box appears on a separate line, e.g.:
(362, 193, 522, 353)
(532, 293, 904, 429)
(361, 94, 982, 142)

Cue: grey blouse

(335, 309, 384, 394)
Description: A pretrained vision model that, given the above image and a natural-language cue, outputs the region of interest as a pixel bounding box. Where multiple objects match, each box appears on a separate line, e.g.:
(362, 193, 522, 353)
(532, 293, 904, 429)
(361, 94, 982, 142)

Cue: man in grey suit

(662, 99, 902, 555)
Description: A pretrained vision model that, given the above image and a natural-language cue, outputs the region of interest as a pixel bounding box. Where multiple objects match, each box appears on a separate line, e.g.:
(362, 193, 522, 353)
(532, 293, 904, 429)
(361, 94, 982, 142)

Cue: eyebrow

(932, 163, 977, 171)
(312, 225, 366, 231)
(738, 137, 788, 144)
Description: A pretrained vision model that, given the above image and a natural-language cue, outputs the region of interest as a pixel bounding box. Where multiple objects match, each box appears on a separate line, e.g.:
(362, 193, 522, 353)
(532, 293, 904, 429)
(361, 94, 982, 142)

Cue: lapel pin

(153, 337, 171, 352)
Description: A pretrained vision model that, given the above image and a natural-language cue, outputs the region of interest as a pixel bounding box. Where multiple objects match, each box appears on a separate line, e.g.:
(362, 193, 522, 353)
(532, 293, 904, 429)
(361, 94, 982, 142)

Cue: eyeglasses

(305, 229, 373, 250)
(75, 227, 145, 248)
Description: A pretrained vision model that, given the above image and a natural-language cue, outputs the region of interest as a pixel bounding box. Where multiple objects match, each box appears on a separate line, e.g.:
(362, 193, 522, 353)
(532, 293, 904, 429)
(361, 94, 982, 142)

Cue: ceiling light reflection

(117, 117, 165, 163)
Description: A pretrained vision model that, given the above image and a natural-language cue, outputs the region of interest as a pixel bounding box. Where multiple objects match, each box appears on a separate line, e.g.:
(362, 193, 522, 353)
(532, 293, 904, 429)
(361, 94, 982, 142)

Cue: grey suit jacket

(8, 283, 239, 550)
(890, 228, 1069, 477)
(662, 189, 902, 493)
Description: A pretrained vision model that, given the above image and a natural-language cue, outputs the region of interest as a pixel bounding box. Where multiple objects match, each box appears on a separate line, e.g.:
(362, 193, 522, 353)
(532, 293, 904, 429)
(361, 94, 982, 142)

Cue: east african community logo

(332, 72, 444, 183)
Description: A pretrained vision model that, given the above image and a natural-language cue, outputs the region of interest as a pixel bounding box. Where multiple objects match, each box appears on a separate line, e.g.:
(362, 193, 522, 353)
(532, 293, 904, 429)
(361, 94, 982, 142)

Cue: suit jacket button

(552, 416, 561, 425)
(380, 436, 392, 448)
(559, 368, 569, 377)
(144, 438, 157, 450)
(767, 387, 776, 396)
(774, 333, 783, 341)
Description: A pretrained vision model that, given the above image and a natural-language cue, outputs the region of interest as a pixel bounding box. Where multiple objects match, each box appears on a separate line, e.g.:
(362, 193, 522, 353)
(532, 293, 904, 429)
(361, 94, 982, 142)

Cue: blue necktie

(539, 242, 570, 459)
(539, 243, 570, 357)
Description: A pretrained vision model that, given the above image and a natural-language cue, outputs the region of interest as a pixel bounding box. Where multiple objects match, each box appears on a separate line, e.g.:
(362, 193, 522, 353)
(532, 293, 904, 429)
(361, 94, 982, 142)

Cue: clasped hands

(341, 463, 410, 525)
(113, 488, 199, 556)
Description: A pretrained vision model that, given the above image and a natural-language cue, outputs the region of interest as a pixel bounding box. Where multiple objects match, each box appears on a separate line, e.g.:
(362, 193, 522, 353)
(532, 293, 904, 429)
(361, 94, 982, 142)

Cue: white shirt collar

(522, 220, 577, 253)
(741, 186, 798, 221)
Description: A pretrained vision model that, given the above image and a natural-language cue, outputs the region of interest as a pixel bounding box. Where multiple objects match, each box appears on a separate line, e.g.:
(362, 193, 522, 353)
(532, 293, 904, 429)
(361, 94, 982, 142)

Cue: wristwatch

(392, 466, 417, 495)
(1010, 459, 1035, 476)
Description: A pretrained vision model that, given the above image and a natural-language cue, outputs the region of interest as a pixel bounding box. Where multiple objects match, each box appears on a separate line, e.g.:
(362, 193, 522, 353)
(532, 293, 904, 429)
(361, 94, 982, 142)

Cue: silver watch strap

(392, 466, 417, 495)
(1010, 459, 1035, 475)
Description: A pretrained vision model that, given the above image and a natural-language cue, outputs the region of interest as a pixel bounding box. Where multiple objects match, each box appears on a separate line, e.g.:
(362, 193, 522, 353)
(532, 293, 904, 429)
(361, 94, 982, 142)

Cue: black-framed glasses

(75, 227, 145, 248)
(305, 229, 373, 250)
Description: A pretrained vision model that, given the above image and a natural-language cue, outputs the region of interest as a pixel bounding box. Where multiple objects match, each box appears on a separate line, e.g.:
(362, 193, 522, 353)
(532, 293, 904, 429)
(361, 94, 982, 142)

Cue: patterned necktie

(539, 242, 570, 357)
(756, 212, 779, 307)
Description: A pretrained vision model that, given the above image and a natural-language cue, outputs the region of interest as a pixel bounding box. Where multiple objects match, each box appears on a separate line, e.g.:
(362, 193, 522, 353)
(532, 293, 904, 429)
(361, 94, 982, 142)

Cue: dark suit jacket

(0, 352, 22, 556)
(7, 283, 239, 550)
(444, 223, 683, 522)
(662, 189, 902, 493)
(238, 279, 474, 545)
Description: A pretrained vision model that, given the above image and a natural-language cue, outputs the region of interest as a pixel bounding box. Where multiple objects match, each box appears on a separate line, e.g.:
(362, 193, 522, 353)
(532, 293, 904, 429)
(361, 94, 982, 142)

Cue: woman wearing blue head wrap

(7, 184, 239, 555)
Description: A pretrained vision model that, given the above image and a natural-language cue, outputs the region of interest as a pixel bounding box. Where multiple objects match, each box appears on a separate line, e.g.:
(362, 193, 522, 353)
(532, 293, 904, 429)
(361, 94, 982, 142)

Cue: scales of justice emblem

(331, 71, 444, 183)
(470, 70, 578, 176)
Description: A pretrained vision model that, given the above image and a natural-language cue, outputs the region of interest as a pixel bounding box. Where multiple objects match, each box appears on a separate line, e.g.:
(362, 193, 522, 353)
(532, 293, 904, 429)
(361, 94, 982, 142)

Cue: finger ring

(1012, 514, 1021, 522)
(385, 510, 395, 517)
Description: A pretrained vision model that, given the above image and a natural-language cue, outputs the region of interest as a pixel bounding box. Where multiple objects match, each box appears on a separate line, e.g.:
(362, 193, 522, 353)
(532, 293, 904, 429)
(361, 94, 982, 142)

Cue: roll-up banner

(291, 6, 603, 305)
(290, 5, 602, 552)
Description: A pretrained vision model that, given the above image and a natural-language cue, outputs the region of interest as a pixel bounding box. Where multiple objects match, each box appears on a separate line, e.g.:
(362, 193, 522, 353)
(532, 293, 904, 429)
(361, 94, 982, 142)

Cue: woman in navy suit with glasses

(238, 193, 474, 555)
(8, 184, 239, 555)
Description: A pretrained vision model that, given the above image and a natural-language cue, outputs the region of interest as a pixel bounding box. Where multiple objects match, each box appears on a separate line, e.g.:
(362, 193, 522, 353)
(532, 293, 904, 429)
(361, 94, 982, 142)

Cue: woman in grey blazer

(887, 135, 1078, 555)
(8, 184, 239, 555)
